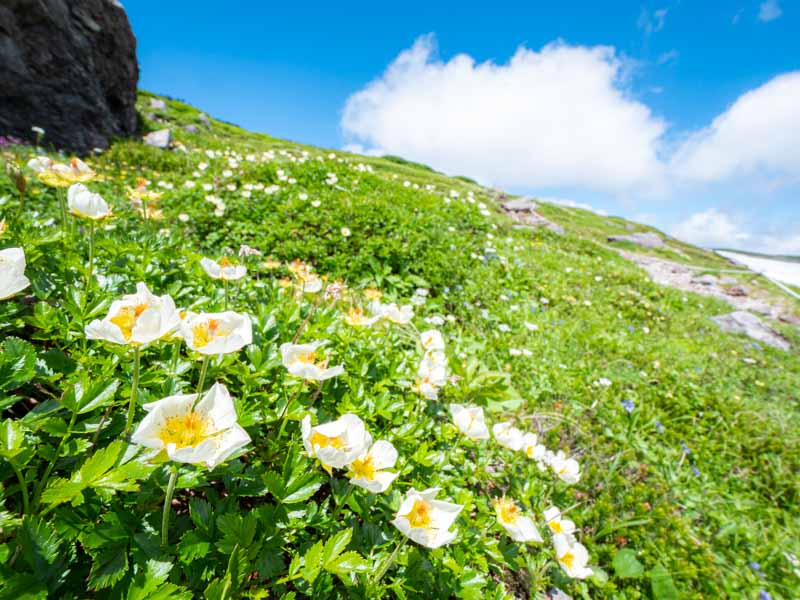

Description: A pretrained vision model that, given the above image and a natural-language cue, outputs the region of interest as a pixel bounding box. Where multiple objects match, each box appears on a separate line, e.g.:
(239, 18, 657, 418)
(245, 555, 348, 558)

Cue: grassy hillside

(0, 91, 798, 599)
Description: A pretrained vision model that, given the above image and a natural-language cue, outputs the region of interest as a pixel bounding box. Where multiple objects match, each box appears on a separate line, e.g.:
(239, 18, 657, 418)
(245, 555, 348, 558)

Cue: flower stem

(59, 187, 68, 238)
(161, 466, 179, 547)
(224, 280, 229, 310)
(124, 346, 141, 437)
(86, 220, 95, 292)
(11, 463, 29, 514)
(195, 355, 210, 397)
(276, 384, 304, 438)
(373, 536, 408, 584)
(33, 409, 77, 510)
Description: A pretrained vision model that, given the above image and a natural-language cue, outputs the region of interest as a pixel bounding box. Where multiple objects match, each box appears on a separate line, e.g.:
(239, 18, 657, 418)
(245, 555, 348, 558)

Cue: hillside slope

(0, 91, 798, 599)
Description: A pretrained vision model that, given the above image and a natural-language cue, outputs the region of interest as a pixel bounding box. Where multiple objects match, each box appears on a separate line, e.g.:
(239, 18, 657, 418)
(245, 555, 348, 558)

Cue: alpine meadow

(0, 90, 798, 600)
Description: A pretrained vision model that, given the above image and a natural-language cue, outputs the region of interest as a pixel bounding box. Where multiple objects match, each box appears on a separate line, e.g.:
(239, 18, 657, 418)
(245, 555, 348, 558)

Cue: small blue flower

(749, 562, 761, 572)
(759, 591, 772, 600)
(692, 466, 701, 477)
(627, 325, 635, 333)
(655, 421, 665, 434)
(621, 399, 635, 414)
(682, 443, 691, 455)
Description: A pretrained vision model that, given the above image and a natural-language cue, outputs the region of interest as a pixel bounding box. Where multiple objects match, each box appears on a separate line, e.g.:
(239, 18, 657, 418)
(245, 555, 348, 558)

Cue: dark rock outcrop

(0, 0, 139, 154)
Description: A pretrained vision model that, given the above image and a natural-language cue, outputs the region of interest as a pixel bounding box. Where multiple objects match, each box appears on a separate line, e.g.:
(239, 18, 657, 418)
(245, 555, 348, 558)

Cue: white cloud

(758, 0, 782, 22)
(342, 143, 385, 157)
(342, 35, 666, 193)
(656, 49, 679, 65)
(672, 210, 800, 255)
(638, 8, 669, 34)
(671, 71, 800, 182)
(672, 209, 752, 248)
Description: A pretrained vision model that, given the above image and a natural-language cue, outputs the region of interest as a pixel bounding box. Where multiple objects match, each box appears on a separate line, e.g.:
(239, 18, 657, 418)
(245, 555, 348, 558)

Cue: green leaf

(126, 560, 192, 600)
(322, 528, 352, 566)
(61, 378, 119, 415)
(0, 418, 25, 459)
(88, 544, 129, 590)
(0, 573, 47, 600)
(18, 515, 61, 574)
(0, 337, 36, 394)
(650, 564, 679, 600)
(216, 512, 256, 555)
(612, 548, 645, 579)
(302, 538, 325, 584)
(324, 551, 370, 585)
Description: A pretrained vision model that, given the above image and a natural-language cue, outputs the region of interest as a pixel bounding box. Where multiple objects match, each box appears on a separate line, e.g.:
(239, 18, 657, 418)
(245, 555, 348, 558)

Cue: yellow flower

(364, 287, 382, 301)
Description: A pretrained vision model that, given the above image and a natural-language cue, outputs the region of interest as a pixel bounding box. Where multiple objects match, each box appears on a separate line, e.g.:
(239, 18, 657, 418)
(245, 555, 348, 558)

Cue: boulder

(183, 124, 199, 134)
(0, 0, 138, 154)
(502, 197, 538, 212)
(726, 285, 749, 297)
(149, 98, 167, 111)
(710, 311, 790, 350)
(143, 129, 171, 149)
(198, 112, 210, 126)
(608, 232, 665, 248)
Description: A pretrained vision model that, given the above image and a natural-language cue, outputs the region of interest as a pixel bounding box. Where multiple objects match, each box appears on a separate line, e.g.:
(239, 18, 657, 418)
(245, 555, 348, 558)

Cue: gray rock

(513, 213, 564, 235)
(691, 274, 718, 286)
(720, 276, 738, 285)
(149, 98, 167, 111)
(546, 588, 573, 600)
(626, 223, 636, 231)
(726, 285, 749, 297)
(608, 232, 665, 248)
(143, 128, 171, 149)
(0, 0, 138, 154)
(711, 311, 790, 350)
(197, 112, 210, 125)
(183, 124, 199, 134)
(502, 197, 538, 212)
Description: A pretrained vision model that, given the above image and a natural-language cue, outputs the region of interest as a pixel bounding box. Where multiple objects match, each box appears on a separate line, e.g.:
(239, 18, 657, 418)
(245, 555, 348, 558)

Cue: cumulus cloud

(672, 209, 752, 248)
(673, 210, 800, 255)
(671, 71, 800, 182)
(342, 35, 666, 193)
(758, 0, 782, 22)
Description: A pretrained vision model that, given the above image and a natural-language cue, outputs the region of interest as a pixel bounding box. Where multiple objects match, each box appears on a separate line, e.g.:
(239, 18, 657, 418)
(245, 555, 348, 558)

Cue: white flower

(420, 329, 445, 352)
(449, 404, 490, 440)
(376, 302, 413, 325)
(178, 213, 190, 222)
(550, 451, 581, 484)
(493, 497, 543, 543)
(67, 183, 111, 220)
(85, 282, 180, 345)
(492, 422, 523, 451)
(595, 377, 612, 387)
(301, 413, 370, 472)
(340, 227, 351, 237)
(424, 315, 445, 326)
(553, 533, 593, 579)
(180, 311, 252, 354)
(347, 440, 398, 493)
(131, 382, 250, 468)
(26, 156, 53, 172)
(280, 341, 345, 381)
(31, 126, 45, 135)
(392, 487, 463, 549)
(344, 307, 380, 327)
(543, 506, 576, 538)
(0, 247, 31, 300)
(200, 257, 247, 281)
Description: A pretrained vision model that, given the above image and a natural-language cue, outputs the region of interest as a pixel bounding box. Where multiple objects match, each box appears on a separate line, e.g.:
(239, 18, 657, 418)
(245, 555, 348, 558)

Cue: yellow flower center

(219, 257, 232, 267)
(406, 499, 433, 529)
(349, 454, 376, 480)
(560, 551, 575, 570)
(346, 308, 367, 325)
(549, 520, 563, 534)
(192, 318, 221, 348)
(157, 411, 212, 448)
(494, 498, 520, 525)
(364, 288, 382, 300)
(294, 351, 318, 365)
(109, 303, 149, 340)
(310, 431, 345, 450)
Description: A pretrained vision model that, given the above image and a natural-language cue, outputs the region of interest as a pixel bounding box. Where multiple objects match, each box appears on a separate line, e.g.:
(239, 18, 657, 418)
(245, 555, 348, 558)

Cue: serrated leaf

(302, 538, 325, 584)
(88, 544, 129, 590)
(324, 550, 370, 584)
(283, 472, 323, 504)
(189, 497, 214, 533)
(0, 337, 36, 393)
(18, 515, 61, 574)
(216, 512, 256, 554)
(650, 563, 679, 600)
(0, 573, 47, 600)
(613, 548, 645, 579)
(322, 528, 352, 566)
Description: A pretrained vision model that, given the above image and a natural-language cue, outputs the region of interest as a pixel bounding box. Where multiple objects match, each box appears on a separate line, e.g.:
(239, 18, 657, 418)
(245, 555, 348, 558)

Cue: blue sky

(127, 0, 800, 253)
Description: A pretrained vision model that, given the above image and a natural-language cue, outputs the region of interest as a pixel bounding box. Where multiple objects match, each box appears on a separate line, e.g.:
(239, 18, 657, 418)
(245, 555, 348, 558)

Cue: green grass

(0, 91, 798, 599)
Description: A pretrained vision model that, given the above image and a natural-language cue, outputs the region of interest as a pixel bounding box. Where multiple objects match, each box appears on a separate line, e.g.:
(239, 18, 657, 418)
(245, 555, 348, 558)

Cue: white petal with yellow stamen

(449, 403, 490, 440)
(553, 533, 593, 579)
(280, 341, 345, 381)
(180, 311, 252, 355)
(492, 422, 524, 451)
(200, 256, 247, 281)
(392, 487, 463, 549)
(543, 506, 576, 537)
(85, 282, 180, 346)
(0, 247, 31, 300)
(131, 382, 250, 468)
(301, 413, 370, 471)
(493, 497, 543, 543)
(67, 183, 111, 220)
(347, 440, 398, 493)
